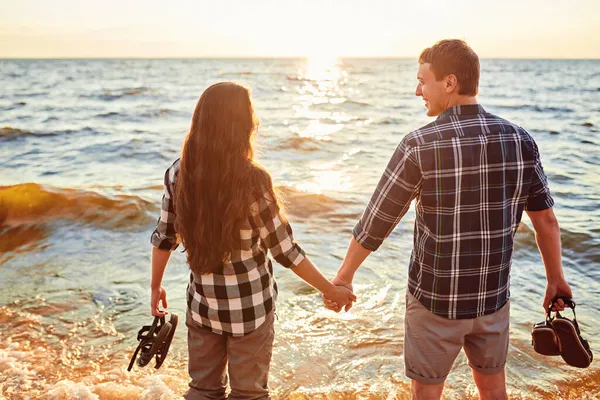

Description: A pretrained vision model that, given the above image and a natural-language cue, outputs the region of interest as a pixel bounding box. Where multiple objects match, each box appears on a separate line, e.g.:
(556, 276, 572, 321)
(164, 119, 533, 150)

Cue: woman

(149, 82, 355, 399)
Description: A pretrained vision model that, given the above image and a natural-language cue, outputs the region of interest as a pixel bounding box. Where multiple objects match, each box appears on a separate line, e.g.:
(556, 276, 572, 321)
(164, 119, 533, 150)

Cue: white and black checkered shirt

(354, 105, 554, 319)
(151, 159, 306, 335)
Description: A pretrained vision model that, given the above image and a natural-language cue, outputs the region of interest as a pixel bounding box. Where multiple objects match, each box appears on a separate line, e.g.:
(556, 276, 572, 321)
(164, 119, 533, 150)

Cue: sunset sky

(1, 0, 599, 59)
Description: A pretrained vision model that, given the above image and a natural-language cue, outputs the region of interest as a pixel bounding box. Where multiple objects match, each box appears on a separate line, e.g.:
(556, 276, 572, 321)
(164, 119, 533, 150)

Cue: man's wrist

(546, 271, 565, 284)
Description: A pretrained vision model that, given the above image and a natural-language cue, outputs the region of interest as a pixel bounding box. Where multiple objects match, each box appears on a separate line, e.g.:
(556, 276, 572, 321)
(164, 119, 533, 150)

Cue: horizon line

(2, 56, 600, 61)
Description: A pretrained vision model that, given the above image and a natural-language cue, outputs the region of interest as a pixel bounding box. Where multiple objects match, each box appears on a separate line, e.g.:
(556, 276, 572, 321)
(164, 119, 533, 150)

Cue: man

(324, 39, 573, 400)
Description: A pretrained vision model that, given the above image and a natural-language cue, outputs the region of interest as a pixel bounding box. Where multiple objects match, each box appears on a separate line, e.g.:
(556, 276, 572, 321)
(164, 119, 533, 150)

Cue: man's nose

(415, 85, 422, 96)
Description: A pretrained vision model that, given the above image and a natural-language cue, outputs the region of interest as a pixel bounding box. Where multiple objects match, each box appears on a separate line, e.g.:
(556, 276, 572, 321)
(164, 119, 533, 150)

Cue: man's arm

(337, 236, 372, 284)
(324, 140, 421, 311)
(524, 138, 571, 312)
(526, 208, 572, 312)
(323, 237, 372, 312)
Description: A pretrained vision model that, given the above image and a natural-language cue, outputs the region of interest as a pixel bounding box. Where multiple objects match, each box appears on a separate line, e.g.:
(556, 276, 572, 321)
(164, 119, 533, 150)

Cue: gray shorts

(404, 292, 510, 384)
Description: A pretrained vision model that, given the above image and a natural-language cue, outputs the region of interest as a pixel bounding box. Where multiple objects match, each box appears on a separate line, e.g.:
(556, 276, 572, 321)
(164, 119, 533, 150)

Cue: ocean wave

(286, 75, 309, 82)
(0, 183, 154, 230)
(0, 126, 32, 139)
(0, 126, 100, 141)
(275, 136, 326, 152)
(309, 99, 371, 110)
(276, 186, 356, 219)
(218, 71, 253, 76)
(81, 87, 153, 101)
(344, 99, 370, 107)
(139, 108, 177, 118)
(375, 118, 406, 125)
(0, 225, 48, 257)
(0, 126, 57, 141)
(95, 108, 178, 120)
(0, 303, 187, 399)
(133, 184, 165, 191)
(515, 221, 600, 265)
(490, 104, 574, 113)
(96, 111, 123, 118)
(0, 101, 27, 111)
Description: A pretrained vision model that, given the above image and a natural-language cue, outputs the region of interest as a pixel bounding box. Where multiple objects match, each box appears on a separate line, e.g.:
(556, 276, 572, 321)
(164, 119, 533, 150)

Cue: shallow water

(1, 58, 599, 399)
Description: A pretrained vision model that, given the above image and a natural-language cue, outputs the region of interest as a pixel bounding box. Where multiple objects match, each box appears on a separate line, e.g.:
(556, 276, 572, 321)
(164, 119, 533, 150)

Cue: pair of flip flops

(532, 297, 592, 368)
(128, 313, 178, 371)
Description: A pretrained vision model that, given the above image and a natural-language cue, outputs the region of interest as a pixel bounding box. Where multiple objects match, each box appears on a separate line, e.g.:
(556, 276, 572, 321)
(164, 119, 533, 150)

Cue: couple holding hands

(149, 39, 573, 400)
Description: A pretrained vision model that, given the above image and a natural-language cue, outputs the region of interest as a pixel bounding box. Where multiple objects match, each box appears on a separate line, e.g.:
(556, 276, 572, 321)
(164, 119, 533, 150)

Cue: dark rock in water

(549, 130, 560, 135)
(17, 101, 26, 106)
(583, 122, 594, 127)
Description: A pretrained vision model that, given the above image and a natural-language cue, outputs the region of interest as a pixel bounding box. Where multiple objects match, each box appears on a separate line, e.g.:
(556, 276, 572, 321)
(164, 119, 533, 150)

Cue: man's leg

(404, 293, 469, 400)
(463, 300, 510, 400)
(411, 380, 445, 400)
(471, 369, 507, 400)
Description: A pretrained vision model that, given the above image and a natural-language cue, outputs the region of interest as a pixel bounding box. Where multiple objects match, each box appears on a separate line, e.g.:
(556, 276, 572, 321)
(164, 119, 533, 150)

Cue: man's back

(330, 39, 571, 400)
(353, 104, 554, 319)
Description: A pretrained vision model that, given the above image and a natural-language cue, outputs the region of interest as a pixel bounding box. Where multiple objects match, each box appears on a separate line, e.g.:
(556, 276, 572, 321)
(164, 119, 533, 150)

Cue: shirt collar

(438, 104, 487, 119)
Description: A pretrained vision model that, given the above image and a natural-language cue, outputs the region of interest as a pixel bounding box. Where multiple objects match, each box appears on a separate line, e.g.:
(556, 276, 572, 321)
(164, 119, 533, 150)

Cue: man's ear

(445, 74, 458, 93)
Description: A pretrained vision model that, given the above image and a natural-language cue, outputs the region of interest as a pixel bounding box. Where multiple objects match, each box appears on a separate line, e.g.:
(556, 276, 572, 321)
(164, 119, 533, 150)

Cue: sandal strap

(547, 296, 576, 320)
(127, 341, 144, 372)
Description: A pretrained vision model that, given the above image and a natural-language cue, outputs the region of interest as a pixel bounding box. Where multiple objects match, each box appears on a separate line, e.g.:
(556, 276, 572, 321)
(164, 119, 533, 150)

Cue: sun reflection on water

(305, 55, 341, 82)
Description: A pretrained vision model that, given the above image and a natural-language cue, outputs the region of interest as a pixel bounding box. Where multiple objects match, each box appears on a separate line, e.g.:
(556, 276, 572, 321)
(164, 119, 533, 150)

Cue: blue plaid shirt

(354, 104, 554, 319)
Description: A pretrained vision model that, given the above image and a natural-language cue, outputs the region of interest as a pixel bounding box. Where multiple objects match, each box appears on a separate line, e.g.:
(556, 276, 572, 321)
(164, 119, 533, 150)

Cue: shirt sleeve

(150, 166, 180, 251)
(353, 140, 422, 251)
(252, 189, 306, 269)
(525, 141, 555, 212)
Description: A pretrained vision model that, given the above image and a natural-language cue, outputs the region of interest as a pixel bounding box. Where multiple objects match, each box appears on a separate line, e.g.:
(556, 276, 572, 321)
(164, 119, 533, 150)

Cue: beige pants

(404, 293, 510, 384)
(184, 311, 275, 400)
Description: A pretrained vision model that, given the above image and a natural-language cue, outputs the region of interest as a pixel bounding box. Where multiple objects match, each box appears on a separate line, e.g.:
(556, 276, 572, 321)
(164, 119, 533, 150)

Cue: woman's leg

(184, 313, 228, 400)
(227, 311, 275, 400)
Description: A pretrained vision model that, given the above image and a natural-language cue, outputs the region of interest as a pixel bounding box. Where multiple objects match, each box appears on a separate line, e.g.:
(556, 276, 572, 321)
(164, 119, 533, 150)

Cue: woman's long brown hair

(174, 82, 275, 275)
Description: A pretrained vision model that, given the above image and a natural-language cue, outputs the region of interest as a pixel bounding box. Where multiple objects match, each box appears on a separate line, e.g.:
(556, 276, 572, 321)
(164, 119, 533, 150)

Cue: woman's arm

(150, 247, 172, 317)
(292, 256, 356, 306)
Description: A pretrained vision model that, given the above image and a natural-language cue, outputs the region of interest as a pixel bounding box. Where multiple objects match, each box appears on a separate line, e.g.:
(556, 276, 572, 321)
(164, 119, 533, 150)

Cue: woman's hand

(151, 286, 168, 317)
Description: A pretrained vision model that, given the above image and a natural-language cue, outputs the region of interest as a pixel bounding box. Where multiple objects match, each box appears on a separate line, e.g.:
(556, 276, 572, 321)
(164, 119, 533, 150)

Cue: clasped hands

(322, 276, 356, 312)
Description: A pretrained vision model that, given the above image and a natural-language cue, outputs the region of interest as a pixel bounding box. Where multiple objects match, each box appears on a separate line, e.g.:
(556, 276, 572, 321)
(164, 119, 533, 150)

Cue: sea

(1, 58, 599, 399)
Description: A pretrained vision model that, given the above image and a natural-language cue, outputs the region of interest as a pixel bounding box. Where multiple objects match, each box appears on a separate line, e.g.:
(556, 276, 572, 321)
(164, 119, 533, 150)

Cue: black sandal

(128, 313, 178, 371)
(532, 315, 561, 356)
(155, 313, 178, 369)
(550, 298, 593, 368)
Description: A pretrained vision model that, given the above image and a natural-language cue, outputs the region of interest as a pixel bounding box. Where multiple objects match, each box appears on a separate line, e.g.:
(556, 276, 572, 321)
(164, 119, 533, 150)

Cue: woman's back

(152, 158, 306, 335)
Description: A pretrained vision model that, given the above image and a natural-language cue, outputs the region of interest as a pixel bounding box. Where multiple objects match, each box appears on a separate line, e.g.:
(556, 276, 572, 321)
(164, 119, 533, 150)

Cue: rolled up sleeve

(253, 190, 306, 269)
(353, 140, 422, 251)
(525, 142, 554, 212)
(151, 166, 180, 251)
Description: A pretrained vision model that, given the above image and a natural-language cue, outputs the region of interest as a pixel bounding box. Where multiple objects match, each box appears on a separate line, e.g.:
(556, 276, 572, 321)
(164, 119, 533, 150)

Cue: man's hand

(543, 278, 573, 314)
(151, 286, 168, 317)
(323, 276, 355, 312)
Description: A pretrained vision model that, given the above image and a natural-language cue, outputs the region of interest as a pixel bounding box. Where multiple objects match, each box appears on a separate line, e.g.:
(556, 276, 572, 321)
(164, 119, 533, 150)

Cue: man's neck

(446, 96, 478, 108)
